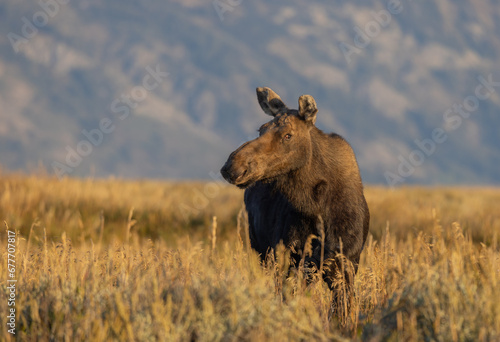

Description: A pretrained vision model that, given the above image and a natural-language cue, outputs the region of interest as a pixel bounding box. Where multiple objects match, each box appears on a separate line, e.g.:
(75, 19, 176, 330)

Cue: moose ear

(298, 94, 318, 124)
(256, 87, 288, 117)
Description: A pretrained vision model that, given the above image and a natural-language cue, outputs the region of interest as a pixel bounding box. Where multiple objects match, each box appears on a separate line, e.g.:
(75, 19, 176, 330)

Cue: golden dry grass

(1, 174, 500, 341)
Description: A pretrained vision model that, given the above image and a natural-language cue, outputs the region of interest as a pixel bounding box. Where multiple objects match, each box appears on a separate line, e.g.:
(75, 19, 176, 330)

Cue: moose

(220, 87, 369, 299)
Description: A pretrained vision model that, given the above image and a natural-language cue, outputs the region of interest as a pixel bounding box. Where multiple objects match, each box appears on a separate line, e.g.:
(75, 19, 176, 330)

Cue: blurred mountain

(0, 0, 499, 185)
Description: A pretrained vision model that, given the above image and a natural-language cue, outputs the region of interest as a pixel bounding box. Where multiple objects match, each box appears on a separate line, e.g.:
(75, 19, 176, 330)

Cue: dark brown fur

(221, 87, 369, 293)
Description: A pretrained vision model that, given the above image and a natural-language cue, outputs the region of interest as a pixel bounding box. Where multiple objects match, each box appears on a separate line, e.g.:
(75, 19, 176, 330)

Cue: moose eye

(284, 134, 292, 141)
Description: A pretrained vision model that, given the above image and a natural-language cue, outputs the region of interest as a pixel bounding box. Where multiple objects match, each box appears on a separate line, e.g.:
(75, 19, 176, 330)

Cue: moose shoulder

(220, 87, 369, 290)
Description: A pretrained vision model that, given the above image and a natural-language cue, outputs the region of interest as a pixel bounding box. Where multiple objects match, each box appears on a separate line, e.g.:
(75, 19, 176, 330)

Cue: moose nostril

(220, 161, 232, 180)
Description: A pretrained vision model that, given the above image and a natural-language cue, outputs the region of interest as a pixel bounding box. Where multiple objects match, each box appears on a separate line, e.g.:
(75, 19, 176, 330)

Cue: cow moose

(220, 87, 369, 300)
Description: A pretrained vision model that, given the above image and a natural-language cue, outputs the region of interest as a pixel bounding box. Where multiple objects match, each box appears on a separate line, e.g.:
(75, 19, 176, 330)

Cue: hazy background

(1, 0, 499, 185)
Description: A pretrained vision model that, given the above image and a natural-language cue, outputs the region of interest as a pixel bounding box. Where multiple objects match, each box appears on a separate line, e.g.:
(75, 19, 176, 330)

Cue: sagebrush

(1, 175, 499, 341)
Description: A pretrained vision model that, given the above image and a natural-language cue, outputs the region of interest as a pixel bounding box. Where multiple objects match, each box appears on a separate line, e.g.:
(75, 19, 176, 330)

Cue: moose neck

(274, 128, 337, 217)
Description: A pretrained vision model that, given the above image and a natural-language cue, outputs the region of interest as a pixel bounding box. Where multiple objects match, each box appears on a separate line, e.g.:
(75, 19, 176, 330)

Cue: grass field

(1, 174, 500, 341)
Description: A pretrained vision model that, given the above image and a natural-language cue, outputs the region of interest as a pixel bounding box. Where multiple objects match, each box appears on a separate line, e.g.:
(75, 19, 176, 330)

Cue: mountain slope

(0, 0, 499, 184)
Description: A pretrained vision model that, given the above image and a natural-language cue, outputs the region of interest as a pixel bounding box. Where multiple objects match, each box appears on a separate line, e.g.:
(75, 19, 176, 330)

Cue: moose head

(221, 87, 319, 188)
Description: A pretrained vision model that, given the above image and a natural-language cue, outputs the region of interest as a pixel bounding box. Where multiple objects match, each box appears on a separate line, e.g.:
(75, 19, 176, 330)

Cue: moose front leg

(321, 248, 358, 319)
